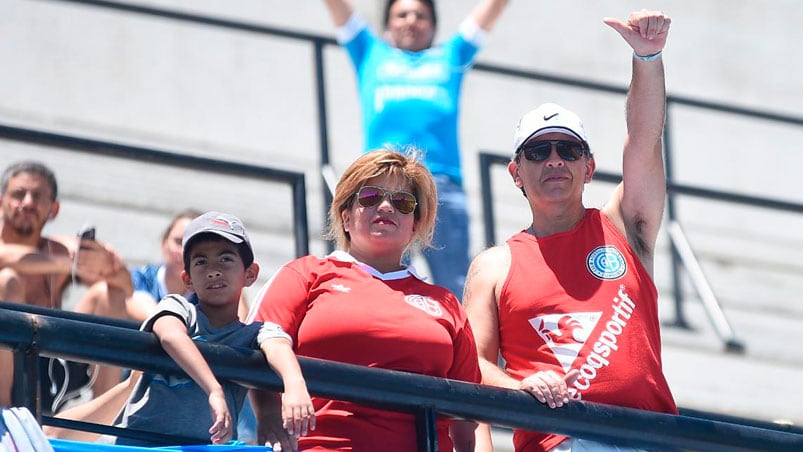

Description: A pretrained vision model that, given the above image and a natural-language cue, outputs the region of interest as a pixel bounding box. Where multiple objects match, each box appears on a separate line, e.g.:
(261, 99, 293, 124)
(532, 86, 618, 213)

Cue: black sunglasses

(519, 140, 588, 162)
(355, 185, 418, 215)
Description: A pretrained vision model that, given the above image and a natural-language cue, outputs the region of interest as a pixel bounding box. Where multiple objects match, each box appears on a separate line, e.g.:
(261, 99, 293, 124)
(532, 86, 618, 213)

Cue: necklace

(46, 238, 58, 309)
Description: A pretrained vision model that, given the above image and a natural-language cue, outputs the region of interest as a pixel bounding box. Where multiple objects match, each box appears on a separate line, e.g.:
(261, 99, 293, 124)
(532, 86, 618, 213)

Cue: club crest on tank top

(586, 245, 627, 280)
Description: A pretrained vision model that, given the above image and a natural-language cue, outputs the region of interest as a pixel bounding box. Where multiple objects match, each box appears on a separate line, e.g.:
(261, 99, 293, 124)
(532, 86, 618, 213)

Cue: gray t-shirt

(114, 295, 264, 446)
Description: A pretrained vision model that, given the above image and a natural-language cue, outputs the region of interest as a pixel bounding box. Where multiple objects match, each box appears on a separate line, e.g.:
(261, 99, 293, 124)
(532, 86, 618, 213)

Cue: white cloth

(0, 407, 55, 452)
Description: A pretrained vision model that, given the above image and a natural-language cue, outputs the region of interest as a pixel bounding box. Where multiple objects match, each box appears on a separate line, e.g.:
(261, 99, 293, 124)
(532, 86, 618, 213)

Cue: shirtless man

(0, 161, 133, 410)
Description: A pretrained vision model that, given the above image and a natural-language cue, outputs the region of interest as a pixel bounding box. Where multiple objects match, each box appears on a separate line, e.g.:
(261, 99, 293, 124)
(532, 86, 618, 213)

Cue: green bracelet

(634, 50, 662, 62)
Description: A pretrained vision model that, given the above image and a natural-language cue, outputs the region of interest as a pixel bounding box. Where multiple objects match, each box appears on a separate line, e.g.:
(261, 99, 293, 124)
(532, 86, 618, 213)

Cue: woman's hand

(282, 382, 316, 438)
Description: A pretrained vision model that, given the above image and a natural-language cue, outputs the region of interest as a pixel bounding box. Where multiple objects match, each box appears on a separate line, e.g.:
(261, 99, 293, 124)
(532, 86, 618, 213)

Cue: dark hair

(183, 233, 254, 273)
(383, 0, 437, 28)
(1, 161, 58, 201)
(162, 208, 203, 243)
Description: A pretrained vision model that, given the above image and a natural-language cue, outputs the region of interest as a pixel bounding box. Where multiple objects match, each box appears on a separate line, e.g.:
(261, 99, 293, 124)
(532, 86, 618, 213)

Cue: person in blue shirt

(322, 0, 508, 300)
(128, 209, 201, 320)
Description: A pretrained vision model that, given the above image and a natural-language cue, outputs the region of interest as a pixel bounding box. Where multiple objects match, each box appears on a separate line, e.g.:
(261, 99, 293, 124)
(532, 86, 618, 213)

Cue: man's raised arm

(602, 10, 672, 263)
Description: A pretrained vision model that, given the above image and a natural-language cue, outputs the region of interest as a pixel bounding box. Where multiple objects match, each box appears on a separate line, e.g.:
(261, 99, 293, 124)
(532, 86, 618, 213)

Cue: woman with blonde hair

(249, 149, 480, 451)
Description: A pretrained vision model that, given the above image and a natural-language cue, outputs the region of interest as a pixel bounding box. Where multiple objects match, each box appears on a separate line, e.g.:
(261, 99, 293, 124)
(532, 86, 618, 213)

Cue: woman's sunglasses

(518, 140, 589, 162)
(355, 185, 418, 215)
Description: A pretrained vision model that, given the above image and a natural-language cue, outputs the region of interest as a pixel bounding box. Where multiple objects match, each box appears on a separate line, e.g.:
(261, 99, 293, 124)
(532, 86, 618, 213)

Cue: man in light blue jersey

(323, 0, 508, 300)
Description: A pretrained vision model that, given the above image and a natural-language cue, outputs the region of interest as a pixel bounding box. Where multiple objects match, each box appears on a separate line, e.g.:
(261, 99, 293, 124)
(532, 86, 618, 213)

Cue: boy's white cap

(513, 103, 590, 153)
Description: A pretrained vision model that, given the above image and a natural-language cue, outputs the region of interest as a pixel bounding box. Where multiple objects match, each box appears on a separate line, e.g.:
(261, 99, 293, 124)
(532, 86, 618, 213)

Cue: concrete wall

(2, 0, 802, 425)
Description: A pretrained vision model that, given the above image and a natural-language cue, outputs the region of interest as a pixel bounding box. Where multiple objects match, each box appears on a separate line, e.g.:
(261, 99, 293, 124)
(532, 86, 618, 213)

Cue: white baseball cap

(513, 103, 590, 153)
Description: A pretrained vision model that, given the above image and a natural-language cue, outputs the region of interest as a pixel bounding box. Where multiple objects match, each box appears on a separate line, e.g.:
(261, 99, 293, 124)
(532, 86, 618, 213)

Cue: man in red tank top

(463, 10, 677, 452)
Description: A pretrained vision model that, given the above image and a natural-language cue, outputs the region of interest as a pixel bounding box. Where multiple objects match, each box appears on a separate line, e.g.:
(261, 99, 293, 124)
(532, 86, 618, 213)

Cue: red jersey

(250, 251, 480, 451)
(500, 209, 677, 452)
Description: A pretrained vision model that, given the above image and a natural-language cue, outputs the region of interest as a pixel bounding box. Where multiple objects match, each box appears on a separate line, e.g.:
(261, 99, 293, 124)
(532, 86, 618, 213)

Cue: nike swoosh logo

(544, 113, 558, 121)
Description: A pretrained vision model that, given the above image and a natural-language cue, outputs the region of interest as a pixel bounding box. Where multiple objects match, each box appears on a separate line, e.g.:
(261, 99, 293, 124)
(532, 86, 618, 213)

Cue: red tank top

(500, 209, 677, 451)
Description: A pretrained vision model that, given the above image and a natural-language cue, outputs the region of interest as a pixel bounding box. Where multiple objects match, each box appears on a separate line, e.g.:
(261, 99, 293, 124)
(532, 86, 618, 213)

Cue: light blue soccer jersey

(341, 17, 481, 185)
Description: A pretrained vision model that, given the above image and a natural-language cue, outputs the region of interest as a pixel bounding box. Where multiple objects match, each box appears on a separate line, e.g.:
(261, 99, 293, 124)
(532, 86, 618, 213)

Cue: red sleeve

(251, 258, 311, 345)
(446, 298, 482, 384)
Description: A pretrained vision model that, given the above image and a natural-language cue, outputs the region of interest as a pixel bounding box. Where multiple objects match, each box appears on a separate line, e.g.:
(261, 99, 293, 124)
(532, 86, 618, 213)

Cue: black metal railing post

(12, 340, 41, 420)
(313, 39, 335, 254)
(479, 153, 503, 247)
(415, 406, 439, 452)
(292, 175, 311, 258)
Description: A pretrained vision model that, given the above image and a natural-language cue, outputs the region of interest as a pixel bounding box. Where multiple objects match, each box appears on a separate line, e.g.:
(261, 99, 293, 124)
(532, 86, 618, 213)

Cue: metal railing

(0, 123, 310, 258)
(666, 221, 741, 352)
(3, 302, 803, 451)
